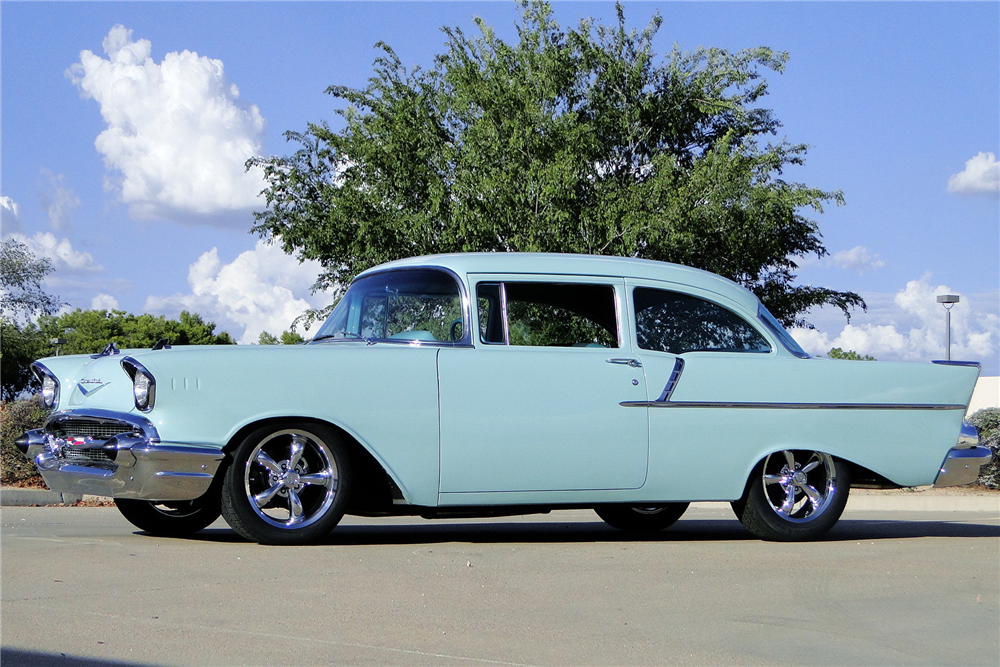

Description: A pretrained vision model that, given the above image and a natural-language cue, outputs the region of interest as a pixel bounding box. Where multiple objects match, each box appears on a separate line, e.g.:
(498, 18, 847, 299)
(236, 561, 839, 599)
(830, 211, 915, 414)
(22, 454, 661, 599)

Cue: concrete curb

(3, 487, 999, 512)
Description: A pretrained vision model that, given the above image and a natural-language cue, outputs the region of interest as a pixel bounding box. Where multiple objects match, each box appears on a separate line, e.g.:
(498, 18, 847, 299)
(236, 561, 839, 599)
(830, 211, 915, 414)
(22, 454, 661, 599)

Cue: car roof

(362, 252, 761, 311)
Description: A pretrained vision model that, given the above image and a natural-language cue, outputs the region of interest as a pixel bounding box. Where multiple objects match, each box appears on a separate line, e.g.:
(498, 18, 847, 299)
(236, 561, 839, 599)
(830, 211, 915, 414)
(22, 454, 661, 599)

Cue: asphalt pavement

(1, 503, 997, 666)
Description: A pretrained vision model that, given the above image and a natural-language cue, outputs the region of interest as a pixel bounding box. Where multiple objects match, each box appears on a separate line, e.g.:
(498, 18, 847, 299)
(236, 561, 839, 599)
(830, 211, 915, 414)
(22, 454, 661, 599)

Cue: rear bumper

(18, 419, 224, 501)
(933, 446, 993, 488)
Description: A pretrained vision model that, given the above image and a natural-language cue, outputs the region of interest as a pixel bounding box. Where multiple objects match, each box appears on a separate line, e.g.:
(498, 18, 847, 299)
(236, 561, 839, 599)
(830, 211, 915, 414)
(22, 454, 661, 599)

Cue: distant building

(968, 376, 999, 415)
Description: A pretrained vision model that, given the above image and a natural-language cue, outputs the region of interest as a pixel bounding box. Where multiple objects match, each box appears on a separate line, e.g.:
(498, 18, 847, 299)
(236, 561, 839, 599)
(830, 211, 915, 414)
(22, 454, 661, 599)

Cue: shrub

(968, 407, 1000, 489)
(0, 396, 48, 486)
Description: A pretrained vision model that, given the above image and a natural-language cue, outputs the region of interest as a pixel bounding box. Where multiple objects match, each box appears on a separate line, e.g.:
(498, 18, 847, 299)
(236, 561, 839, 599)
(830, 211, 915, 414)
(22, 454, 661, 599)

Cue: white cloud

(1, 195, 22, 234)
(947, 152, 1000, 197)
(828, 246, 885, 275)
(91, 293, 119, 311)
(9, 232, 104, 274)
(67, 24, 266, 222)
(792, 277, 999, 369)
(144, 240, 330, 344)
(38, 169, 80, 231)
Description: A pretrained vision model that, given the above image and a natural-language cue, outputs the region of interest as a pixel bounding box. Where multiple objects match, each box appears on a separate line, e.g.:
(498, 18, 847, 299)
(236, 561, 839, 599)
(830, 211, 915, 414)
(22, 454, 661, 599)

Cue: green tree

(827, 347, 875, 361)
(36, 309, 235, 356)
(258, 330, 306, 345)
(1, 239, 65, 400)
(251, 0, 863, 329)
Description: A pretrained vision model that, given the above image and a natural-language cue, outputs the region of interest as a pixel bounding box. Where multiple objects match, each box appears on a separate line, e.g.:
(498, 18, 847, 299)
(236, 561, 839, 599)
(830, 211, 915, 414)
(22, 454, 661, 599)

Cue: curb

(3, 487, 998, 512)
(1, 488, 101, 506)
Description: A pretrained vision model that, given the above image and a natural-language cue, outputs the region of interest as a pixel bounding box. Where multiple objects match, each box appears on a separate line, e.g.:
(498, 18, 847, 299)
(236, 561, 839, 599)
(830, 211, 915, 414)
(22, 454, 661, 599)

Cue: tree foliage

(827, 347, 876, 361)
(968, 407, 1000, 489)
(0, 238, 64, 325)
(251, 0, 863, 328)
(1, 309, 235, 399)
(258, 330, 305, 345)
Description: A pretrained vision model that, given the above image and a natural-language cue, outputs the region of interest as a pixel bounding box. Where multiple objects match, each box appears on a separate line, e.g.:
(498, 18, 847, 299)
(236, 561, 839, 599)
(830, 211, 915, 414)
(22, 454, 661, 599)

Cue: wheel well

(222, 417, 399, 513)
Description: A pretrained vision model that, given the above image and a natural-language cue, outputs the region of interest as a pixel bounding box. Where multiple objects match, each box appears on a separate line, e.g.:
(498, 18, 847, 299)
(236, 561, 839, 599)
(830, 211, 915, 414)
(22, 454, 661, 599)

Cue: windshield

(311, 268, 467, 345)
(757, 304, 810, 359)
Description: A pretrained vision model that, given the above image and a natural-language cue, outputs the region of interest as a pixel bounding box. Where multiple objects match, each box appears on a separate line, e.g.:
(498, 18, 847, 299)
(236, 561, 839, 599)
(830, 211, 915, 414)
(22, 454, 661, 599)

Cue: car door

(437, 276, 649, 495)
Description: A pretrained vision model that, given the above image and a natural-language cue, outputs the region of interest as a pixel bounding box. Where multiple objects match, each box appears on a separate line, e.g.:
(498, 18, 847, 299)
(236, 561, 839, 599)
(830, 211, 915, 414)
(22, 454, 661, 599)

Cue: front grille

(49, 419, 138, 441)
(62, 448, 115, 463)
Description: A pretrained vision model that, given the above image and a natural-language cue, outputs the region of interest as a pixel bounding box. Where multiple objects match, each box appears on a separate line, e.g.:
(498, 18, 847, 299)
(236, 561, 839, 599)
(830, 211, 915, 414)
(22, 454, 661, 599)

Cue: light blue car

(17, 253, 991, 544)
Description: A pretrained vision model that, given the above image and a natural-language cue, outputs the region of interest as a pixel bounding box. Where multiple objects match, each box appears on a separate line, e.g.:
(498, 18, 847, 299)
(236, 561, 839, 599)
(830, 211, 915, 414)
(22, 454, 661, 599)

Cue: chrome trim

(620, 400, 967, 410)
(933, 446, 993, 487)
(931, 360, 981, 368)
(26, 409, 222, 501)
(31, 362, 60, 409)
(121, 357, 156, 412)
(956, 421, 979, 449)
(606, 358, 642, 368)
(90, 341, 120, 359)
(500, 281, 510, 345)
(657, 358, 685, 402)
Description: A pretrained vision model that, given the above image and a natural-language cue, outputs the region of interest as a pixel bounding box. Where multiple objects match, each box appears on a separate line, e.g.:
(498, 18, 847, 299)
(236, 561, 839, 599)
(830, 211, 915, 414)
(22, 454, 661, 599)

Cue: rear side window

(634, 287, 770, 354)
(477, 282, 619, 348)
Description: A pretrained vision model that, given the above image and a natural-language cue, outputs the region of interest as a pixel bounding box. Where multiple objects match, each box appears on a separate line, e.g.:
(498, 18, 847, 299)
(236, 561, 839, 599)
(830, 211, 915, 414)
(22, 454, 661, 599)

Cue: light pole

(936, 294, 960, 361)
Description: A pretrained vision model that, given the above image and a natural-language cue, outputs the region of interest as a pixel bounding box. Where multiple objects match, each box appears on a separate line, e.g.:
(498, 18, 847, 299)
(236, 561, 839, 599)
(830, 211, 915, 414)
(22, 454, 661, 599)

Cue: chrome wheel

(221, 423, 350, 544)
(595, 503, 689, 532)
(761, 450, 837, 522)
(245, 429, 338, 529)
(733, 449, 850, 541)
(115, 493, 221, 536)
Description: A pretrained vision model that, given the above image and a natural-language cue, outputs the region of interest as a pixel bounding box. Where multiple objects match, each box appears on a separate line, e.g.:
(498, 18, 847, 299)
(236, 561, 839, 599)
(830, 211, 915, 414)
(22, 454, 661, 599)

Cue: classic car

(16, 253, 992, 544)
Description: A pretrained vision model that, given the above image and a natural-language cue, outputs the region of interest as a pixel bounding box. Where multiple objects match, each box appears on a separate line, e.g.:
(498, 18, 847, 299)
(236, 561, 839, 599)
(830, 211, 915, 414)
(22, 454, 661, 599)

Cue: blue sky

(2, 2, 997, 373)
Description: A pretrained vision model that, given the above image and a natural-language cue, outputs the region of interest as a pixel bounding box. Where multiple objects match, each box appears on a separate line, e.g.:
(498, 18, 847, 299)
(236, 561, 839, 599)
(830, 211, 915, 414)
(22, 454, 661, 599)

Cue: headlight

(121, 358, 156, 412)
(32, 363, 59, 409)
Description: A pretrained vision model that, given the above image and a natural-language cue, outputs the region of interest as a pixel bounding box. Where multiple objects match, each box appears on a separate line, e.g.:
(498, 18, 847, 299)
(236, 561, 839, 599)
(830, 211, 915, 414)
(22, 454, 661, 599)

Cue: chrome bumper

(933, 446, 993, 488)
(18, 425, 224, 501)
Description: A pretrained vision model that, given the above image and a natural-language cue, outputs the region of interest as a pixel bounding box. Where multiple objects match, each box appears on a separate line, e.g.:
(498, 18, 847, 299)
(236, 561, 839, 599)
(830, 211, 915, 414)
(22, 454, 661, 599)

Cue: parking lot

(2, 503, 998, 666)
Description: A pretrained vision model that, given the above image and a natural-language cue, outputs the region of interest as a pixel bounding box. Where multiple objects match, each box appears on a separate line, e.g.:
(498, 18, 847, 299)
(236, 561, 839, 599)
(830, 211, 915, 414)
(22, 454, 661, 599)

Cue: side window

(634, 287, 770, 354)
(476, 282, 619, 348)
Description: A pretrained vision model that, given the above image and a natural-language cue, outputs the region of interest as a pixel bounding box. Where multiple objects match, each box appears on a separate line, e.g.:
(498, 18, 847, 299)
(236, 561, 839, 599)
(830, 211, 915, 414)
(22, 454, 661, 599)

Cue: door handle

(606, 358, 642, 368)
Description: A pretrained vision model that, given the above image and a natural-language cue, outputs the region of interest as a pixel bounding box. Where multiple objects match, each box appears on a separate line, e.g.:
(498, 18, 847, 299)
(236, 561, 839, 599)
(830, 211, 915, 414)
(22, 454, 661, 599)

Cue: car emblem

(77, 379, 108, 396)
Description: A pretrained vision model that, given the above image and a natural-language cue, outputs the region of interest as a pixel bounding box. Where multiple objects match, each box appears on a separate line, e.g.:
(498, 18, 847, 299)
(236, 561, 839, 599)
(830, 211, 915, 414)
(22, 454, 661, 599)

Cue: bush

(968, 407, 1000, 489)
(1, 396, 48, 486)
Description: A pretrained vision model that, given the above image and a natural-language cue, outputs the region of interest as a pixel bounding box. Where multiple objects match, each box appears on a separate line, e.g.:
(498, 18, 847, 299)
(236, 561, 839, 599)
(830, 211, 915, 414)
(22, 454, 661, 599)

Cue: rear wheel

(595, 503, 689, 532)
(732, 450, 850, 541)
(115, 494, 221, 537)
(221, 423, 350, 545)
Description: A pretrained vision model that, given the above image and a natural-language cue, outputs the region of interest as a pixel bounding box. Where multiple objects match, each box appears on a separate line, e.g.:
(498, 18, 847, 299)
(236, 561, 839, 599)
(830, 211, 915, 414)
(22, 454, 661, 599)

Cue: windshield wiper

(310, 333, 377, 345)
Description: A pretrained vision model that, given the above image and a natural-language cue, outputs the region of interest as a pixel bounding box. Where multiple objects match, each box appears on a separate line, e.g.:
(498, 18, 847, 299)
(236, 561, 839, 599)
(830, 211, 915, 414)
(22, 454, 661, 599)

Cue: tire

(595, 503, 689, 532)
(220, 423, 350, 545)
(115, 494, 221, 537)
(732, 450, 850, 542)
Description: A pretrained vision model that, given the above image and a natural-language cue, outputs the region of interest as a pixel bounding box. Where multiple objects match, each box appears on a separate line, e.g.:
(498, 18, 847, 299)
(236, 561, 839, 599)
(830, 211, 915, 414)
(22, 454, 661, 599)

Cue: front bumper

(933, 446, 994, 488)
(17, 410, 224, 501)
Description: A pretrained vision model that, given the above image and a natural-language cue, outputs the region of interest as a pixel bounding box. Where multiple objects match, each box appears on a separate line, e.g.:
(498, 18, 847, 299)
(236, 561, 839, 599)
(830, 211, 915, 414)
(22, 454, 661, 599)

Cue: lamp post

(936, 294, 960, 361)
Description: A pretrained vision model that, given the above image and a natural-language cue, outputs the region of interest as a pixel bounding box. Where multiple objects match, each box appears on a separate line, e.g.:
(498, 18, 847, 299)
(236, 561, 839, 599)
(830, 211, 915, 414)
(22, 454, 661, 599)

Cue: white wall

(968, 376, 999, 415)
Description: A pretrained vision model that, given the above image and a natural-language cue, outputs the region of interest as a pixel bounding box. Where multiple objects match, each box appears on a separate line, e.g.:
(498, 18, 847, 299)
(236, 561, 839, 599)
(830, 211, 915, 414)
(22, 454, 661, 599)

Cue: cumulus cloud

(9, 231, 104, 274)
(67, 24, 266, 222)
(791, 277, 999, 367)
(144, 240, 331, 344)
(1, 196, 23, 235)
(947, 152, 1000, 197)
(91, 293, 120, 311)
(38, 169, 81, 231)
(828, 246, 885, 275)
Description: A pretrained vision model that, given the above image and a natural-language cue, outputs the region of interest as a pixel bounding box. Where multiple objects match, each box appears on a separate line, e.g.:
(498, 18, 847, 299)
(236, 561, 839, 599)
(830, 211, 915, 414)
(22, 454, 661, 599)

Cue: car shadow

(178, 516, 1000, 546)
(0, 647, 154, 667)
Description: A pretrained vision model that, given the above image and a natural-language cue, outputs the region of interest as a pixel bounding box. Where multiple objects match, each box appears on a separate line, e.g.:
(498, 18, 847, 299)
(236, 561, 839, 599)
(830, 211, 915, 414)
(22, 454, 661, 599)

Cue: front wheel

(732, 450, 850, 541)
(115, 494, 221, 537)
(221, 423, 350, 545)
(595, 503, 689, 532)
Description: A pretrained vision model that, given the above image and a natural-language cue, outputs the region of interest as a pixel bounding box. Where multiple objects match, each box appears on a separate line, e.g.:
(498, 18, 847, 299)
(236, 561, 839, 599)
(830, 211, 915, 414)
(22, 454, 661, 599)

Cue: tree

(1, 238, 64, 325)
(35, 309, 235, 356)
(1, 239, 64, 400)
(258, 330, 305, 345)
(827, 347, 875, 361)
(251, 0, 864, 329)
